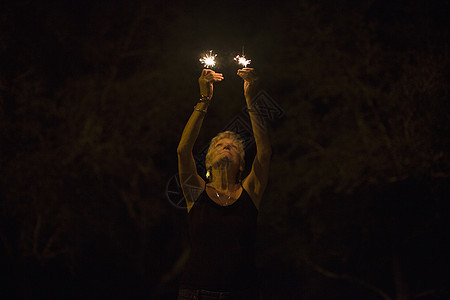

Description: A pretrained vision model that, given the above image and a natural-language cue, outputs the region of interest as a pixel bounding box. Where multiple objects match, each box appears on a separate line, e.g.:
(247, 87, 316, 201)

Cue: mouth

(219, 149, 231, 154)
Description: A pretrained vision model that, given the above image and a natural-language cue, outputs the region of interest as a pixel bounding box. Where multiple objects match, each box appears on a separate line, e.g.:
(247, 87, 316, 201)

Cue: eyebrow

(215, 141, 238, 147)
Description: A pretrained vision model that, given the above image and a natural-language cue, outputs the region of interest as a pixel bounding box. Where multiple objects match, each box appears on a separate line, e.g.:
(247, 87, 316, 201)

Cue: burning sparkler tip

(199, 50, 217, 68)
(234, 55, 251, 68)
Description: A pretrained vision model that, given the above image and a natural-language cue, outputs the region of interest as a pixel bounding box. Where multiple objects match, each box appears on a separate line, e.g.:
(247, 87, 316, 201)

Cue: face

(211, 138, 241, 166)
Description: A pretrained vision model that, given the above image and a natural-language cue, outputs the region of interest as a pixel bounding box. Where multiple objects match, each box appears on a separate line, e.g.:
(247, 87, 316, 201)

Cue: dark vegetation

(1, 1, 449, 299)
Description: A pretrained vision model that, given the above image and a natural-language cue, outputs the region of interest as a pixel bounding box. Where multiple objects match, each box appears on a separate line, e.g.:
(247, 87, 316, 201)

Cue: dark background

(1, 0, 449, 299)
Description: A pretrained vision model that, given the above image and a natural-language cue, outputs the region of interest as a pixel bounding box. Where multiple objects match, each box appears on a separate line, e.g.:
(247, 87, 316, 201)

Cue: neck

(209, 164, 239, 192)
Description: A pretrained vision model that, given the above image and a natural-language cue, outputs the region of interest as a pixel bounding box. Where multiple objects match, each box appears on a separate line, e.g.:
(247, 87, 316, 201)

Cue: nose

(224, 144, 231, 150)
(222, 146, 231, 152)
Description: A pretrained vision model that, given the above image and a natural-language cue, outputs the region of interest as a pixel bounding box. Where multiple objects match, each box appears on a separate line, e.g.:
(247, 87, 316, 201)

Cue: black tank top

(180, 186, 258, 292)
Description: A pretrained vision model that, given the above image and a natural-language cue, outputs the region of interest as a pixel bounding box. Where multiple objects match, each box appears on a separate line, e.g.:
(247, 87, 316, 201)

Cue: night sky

(1, 0, 449, 299)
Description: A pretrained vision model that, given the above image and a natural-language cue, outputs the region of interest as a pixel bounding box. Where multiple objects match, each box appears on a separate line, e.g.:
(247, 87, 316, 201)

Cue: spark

(234, 55, 251, 67)
(199, 50, 217, 68)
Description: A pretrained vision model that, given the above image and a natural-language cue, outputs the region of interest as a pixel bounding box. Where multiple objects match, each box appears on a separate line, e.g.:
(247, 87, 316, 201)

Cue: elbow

(176, 146, 184, 155)
(177, 144, 190, 156)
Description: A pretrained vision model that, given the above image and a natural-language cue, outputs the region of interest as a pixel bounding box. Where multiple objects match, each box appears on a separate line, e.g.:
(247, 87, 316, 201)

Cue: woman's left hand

(237, 68, 259, 101)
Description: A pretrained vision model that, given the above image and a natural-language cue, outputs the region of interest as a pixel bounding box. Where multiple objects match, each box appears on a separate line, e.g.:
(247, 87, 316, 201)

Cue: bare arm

(238, 68, 272, 209)
(177, 69, 223, 212)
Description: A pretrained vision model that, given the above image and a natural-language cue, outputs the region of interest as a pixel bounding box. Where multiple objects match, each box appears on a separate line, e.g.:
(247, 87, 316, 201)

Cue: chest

(188, 195, 257, 246)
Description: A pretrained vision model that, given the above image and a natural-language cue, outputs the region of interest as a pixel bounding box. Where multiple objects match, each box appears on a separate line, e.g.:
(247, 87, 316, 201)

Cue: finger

(237, 71, 249, 79)
(205, 74, 223, 83)
(207, 71, 222, 76)
(238, 68, 257, 80)
(238, 68, 252, 74)
(202, 69, 212, 76)
(205, 71, 222, 79)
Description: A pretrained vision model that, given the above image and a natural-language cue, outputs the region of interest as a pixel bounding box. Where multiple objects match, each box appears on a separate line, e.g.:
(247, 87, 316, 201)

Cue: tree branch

(303, 255, 393, 300)
(412, 289, 438, 299)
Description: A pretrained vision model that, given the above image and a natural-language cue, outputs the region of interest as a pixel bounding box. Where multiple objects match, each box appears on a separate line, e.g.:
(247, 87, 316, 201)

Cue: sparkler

(199, 50, 217, 68)
(234, 45, 251, 67)
(234, 55, 251, 67)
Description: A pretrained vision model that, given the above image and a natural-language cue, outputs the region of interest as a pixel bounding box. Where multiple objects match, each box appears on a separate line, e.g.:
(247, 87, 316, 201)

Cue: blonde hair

(205, 131, 245, 170)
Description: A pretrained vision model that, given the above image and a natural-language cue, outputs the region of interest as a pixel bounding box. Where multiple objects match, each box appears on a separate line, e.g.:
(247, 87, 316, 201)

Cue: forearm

(177, 101, 209, 154)
(247, 99, 272, 157)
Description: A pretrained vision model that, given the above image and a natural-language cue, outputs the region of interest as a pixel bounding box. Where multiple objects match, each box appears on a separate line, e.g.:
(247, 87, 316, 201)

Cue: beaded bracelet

(199, 95, 211, 104)
(194, 106, 207, 113)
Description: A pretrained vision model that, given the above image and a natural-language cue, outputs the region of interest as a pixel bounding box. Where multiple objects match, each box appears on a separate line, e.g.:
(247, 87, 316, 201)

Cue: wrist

(193, 97, 210, 114)
(246, 98, 256, 107)
(194, 102, 208, 113)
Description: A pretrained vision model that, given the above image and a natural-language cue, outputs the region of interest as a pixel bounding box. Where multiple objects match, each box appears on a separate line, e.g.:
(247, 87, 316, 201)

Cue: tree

(257, 1, 449, 299)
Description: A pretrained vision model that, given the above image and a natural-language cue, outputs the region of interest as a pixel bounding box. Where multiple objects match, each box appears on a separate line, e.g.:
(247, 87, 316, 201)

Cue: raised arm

(238, 68, 272, 209)
(177, 69, 223, 212)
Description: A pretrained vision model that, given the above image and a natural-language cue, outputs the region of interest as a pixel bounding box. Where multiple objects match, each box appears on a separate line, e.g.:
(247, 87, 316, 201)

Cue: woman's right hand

(198, 69, 224, 99)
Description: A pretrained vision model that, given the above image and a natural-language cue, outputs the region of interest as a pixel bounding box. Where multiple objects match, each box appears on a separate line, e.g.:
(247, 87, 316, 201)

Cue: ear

(206, 167, 212, 182)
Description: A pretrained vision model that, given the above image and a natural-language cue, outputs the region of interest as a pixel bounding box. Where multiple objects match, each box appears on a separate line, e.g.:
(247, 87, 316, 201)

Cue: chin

(212, 156, 232, 168)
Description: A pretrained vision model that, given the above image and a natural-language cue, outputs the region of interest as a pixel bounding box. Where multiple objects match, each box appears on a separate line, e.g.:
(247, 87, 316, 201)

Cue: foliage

(0, 0, 448, 299)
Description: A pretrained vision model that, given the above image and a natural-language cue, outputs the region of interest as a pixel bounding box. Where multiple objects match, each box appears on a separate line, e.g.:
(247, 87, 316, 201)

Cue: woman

(177, 68, 271, 299)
